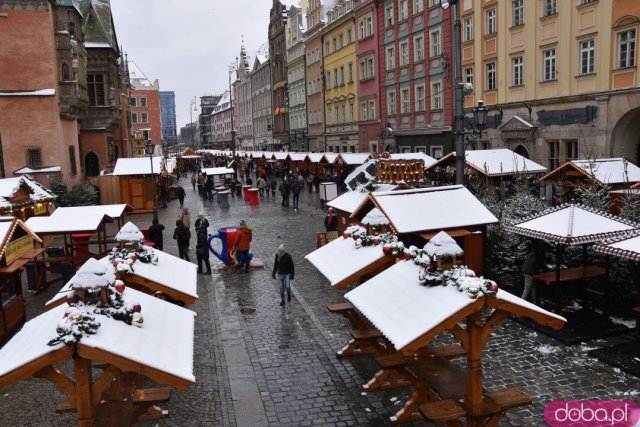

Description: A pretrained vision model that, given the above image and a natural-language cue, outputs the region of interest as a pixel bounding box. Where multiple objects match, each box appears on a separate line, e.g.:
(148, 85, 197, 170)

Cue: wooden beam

(465, 311, 484, 427)
(479, 310, 510, 348)
(90, 366, 121, 407)
(0, 347, 73, 389)
(33, 365, 76, 408)
(122, 274, 196, 305)
(74, 357, 93, 427)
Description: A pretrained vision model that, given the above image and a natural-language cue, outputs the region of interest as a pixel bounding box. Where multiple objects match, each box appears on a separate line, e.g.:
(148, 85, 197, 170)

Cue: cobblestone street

(2, 185, 640, 426)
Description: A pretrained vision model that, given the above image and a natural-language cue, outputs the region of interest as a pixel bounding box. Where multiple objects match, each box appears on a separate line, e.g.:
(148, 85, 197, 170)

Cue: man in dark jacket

(290, 178, 301, 210)
(148, 218, 165, 251)
(279, 180, 290, 207)
(173, 219, 191, 261)
(176, 185, 186, 207)
(195, 225, 211, 274)
(272, 244, 295, 306)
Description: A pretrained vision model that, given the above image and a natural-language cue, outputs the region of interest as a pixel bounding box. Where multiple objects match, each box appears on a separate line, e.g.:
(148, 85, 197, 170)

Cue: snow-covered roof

(0, 286, 195, 385)
(0, 89, 55, 97)
(47, 248, 198, 307)
(85, 41, 112, 49)
(323, 153, 340, 163)
(51, 204, 130, 220)
(115, 221, 144, 242)
(14, 166, 61, 174)
(68, 258, 115, 290)
(425, 231, 464, 257)
(112, 157, 163, 176)
(0, 176, 56, 209)
(504, 204, 639, 245)
(25, 213, 112, 234)
(345, 261, 565, 351)
(306, 153, 326, 163)
(273, 152, 289, 160)
(305, 236, 391, 288)
(390, 152, 437, 167)
(339, 153, 370, 165)
(327, 184, 396, 214)
(593, 234, 640, 261)
(570, 158, 640, 185)
(427, 149, 547, 176)
(288, 153, 307, 162)
(361, 208, 389, 226)
(202, 167, 234, 176)
(357, 186, 498, 234)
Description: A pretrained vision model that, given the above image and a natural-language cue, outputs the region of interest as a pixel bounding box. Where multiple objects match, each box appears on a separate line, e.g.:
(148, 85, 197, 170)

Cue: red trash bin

(247, 188, 259, 206)
(72, 233, 92, 261)
(242, 185, 251, 201)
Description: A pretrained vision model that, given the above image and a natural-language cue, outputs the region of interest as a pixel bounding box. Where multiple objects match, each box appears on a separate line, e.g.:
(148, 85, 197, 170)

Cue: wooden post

(74, 356, 93, 427)
(466, 311, 483, 427)
(555, 244, 562, 312)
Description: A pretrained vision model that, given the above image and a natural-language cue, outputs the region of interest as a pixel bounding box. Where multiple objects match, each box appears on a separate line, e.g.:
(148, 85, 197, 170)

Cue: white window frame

(512, 0, 524, 27)
(543, 48, 556, 81)
(385, 5, 394, 28)
(386, 46, 395, 70)
(415, 84, 425, 112)
(429, 28, 442, 57)
(400, 39, 410, 66)
(348, 62, 353, 82)
(367, 16, 373, 36)
(543, 0, 556, 17)
(387, 89, 397, 115)
(413, 0, 423, 15)
(486, 8, 496, 35)
(414, 34, 425, 61)
(486, 62, 496, 91)
(464, 66, 474, 86)
(367, 57, 375, 78)
(359, 19, 366, 39)
(430, 81, 442, 110)
(512, 56, 523, 86)
(617, 29, 636, 69)
(580, 38, 595, 75)
(400, 87, 410, 114)
(399, 0, 408, 21)
(369, 99, 376, 120)
(360, 102, 368, 121)
(463, 15, 473, 42)
(430, 145, 443, 159)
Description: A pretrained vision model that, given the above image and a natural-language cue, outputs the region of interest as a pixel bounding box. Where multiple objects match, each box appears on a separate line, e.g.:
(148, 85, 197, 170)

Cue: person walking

(148, 218, 165, 251)
(521, 240, 543, 303)
(233, 220, 253, 272)
(194, 211, 209, 233)
(204, 177, 214, 200)
(270, 177, 277, 199)
(313, 174, 321, 193)
(306, 173, 314, 193)
(179, 208, 191, 229)
(190, 171, 197, 190)
(176, 185, 186, 208)
(324, 207, 338, 232)
(279, 179, 290, 207)
(291, 176, 301, 210)
(195, 222, 212, 275)
(272, 244, 295, 306)
(197, 173, 205, 196)
(173, 219, 191, 261)
(257, 175, 266, 197)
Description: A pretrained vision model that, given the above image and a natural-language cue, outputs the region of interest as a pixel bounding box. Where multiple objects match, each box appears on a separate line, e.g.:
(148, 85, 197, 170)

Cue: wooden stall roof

(593, 233, 640, 261)
(326, 184, 397, 214)
(51, 204, 132, 221)
(112, 157, 164, 176)
(0, 176, 56, 210)
(503, 203, 639, 245)
(339, 153, 370, 166)
(345, 261, 565, 354)
(305, 236, 394, 289)
(350, 185, 498, 235)
(390, 152, 437, 168)
(25, 213, 114, 235)
(426, 149, 547, 177)
(46, 248, 198, 307)
(541, 158, 640, 187)
(0, 218, 43, 263)
(0, 287, 195, 390)
(202, 167, 235, 176)
(287, 153, 307, 162)
(323, 153, 341, 164)
(306, 153, 327, 163)
(273, 152, 289, 160)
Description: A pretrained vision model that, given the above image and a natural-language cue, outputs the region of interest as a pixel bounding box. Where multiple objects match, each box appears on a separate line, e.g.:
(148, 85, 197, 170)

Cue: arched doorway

(514, 144, 530, 158)
(84, 152, 99, 177)
(611, 107, 640, 165)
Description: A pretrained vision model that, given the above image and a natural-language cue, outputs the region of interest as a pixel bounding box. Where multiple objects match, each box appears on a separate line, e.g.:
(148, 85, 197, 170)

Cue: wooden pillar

(555, 244, 562, 312)
(466, 311, 484, 427)
(74, 356, 93, 427)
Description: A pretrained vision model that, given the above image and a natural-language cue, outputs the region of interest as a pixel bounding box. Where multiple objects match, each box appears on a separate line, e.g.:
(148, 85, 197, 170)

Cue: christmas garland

(343, 225, 499, 299)
(109, 246, 158, 274)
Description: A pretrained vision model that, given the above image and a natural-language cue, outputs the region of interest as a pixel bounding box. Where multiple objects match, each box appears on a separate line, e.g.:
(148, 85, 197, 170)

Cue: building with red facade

(129, 62, 162, 156)
(377, 0, 453, 157)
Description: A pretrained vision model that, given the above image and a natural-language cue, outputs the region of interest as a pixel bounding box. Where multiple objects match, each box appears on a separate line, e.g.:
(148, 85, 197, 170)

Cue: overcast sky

(110, 0, 272, 130)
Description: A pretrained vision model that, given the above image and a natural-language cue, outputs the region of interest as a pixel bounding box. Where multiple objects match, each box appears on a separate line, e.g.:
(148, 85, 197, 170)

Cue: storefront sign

(5, 235, 33, 265)
(317, 231, 338, 248)
(377, 160, 424, 183)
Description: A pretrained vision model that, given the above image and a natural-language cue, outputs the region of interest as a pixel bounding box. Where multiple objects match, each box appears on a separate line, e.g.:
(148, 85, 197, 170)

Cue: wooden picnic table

(532, 265, 606, 283)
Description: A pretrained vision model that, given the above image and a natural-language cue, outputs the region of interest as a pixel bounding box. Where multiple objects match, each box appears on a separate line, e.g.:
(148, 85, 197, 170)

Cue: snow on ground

(537, 345, 560, 355)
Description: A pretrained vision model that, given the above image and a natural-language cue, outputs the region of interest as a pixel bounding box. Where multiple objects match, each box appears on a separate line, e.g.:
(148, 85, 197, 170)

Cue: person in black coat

(272, 244, 295, 306)
(148, 218, 165, 251)
(324, 207, 338, 232)
(195, 227, 211, 274)
(173, 219, 191, 261)
(176, 185, 186, 207)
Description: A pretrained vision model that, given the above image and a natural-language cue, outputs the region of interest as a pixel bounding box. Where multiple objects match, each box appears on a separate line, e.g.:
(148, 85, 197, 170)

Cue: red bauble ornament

(133, 304, 142, 313)
(130, 255, 137, 262)
(372, 238, 380, 246)
(383, 246, 392, 255)
(403, 252, 412, 260)
(114, 261, 119, 267)
(66, 294, 78, 305)
(343, 232, 351, 239)
(489, 283, 499, 293)
(115, 282, 126, 293)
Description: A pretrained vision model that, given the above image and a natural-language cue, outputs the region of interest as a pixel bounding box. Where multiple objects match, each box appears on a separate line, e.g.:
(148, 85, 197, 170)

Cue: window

(26, 148, 41, 168)
(512, 56, 523, 86)
(367, 57, 374, 78)
(543, 0, 556, 16)
(359, 20, 366, 39)
(326, 71, 331, 89)
(414, 35, 424, 61)
(387, 90, 396, 115)
(335, 106, 340, 123)
(428, 0, 439, 6)
(543, 48, 556, 81)
(69, 146, 77, 176)
(367, 16, 373, 35)
(385, 5, 394, 28)
(348, 62, 353, 82)
(618, 29, 636, 69)
(430, 146, 443, 159)
(415, 84, 425, 111)
(512, 0, 523, 27)
(140, 97, 147, 107)
(141, 112, 148, 123)
(413, 0, 423, 15)
(361, 102, 368, 121)
(334, 69, 338, 86)
(580, 0, 596, 4)
(548, 140, 560, 170)
(341, 105, 346, 122)
(359, 60, 366, 80)
(347, 29, 352, 44)
(386, 46, 395, 70)
(464, 66, 474, 86)
(565, 140, 578, 161)
(431, 81, 442, 110)
(486, 8, 496, 35)
(339, 34, 343, 49)
(369, 99, 376, 120)
(401, 88, 410, 113)
(580, 38, 595, 74)
(349, 103, 355, 122)
(130, 97, 137, 107)
(328, 108, 333, 125)
(464, 16, 473, 42)
(333, 38, 337, 51)
(87, 74, 105, 106)
(400, 39, 410, 66)
(399, 0, 408, 20)
(486, 62, 496, 90)
(430, 29, 442, 57)
(340, 66, 345, 85)
(325, 41, 331, 54)
(132, 113, 138, 124)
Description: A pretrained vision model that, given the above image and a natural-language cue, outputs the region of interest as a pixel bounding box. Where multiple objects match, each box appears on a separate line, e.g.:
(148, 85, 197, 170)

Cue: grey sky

(110, 0, 272, 131)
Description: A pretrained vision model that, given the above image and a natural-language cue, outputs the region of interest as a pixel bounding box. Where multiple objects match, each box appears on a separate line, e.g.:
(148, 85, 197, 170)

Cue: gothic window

(26, 148, 42, 169)
(87, 74, 106, 106)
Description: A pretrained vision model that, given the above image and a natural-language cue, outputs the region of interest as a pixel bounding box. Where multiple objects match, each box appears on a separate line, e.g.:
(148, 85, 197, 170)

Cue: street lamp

(472, 100, 489, 133)
(145, 139, 158, 220)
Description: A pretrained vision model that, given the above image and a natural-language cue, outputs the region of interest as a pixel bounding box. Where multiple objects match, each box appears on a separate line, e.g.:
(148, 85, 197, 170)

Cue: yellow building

(322, 0, 359, 153)
(460, 0, 640, 168)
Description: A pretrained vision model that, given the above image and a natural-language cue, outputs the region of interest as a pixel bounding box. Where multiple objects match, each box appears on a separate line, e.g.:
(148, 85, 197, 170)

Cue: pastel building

(286, 1, 309, 151)
(305, 0, 326, 152)
(250, 48, 275, 151)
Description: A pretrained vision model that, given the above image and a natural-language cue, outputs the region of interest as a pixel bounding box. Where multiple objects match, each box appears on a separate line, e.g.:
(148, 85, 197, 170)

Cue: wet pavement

(1, 182, 640, 426)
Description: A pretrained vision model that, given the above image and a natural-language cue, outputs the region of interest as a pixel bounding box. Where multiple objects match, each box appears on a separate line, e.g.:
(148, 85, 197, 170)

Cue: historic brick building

(305, 0, 326, 152)
(236, 45, 254, 151)
(251, 52, 275, 151)
(269, 0, 294, 150)
(378, 0, 453, 157)
(286, 2, 308, 151)
(129, 62, 162, 155)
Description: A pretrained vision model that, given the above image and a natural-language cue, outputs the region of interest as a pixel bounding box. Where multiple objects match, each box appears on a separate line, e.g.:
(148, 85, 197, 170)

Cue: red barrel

(247, 188, 259, 206)
(242, 185, 251, 201)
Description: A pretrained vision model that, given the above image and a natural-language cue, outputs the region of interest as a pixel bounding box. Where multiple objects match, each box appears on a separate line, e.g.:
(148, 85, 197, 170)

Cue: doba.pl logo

(545, 400, 640, 426)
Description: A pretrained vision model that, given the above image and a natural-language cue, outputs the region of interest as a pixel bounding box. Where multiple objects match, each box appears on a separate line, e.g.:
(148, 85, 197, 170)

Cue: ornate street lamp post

(472, 100, 489, 134)
(145, 139, 158, 221)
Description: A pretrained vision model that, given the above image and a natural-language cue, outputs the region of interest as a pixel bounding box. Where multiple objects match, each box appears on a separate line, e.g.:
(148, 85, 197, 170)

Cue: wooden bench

(430, 343, 465, 360)
(363, 353, 417, 392)
(132, 387, 171, 404)
(327, 302, 367, 330)
(419, 399, 466, 424)
(337, 328, 390, 358)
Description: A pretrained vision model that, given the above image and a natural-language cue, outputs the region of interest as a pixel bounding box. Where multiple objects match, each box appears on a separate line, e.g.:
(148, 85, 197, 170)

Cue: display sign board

(377, 160, 424, 183)
(34, 203, 47, 215)
(5, 235, 33, 265)
(317, 231, 338, 248)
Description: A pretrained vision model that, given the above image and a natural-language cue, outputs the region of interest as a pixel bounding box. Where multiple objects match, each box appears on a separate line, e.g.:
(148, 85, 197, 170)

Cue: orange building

(129, 62, 162, 155)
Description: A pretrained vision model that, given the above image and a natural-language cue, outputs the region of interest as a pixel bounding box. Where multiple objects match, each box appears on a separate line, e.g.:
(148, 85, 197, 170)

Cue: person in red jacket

(233, 220, 253, 272)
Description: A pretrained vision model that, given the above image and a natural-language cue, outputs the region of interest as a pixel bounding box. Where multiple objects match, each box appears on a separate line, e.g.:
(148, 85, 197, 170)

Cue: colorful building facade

(305, 0, 326, 152)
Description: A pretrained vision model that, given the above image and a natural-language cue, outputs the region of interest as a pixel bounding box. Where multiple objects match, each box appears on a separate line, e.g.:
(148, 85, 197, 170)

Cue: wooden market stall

(202, 167, 235, 187)
(287, 152, 308, 174)
(349, 185, 498, 273)
(305, 153, 329, 180)
(0, 217, 46, 341)
(0, 258, 195, 426)
(111, 157, 164, 213)
(51, 204, 132, 231)
(541, 157, 640, 190)
(0, 176, 56, 220)
(326, 184, 398, 234)
(344, 260, 565, 425)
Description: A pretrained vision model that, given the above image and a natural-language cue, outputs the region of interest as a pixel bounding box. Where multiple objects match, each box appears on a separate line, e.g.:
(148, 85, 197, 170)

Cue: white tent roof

(327, 184, 396, 214)
(323, 153, 340, 163)
(571, 158, 640, 185)
(0, 176, 56, 209)
(202, 167, 234, 176)
(305, 237, 389, 288)
(345, 261, 565, 351)
(273, 152, 289, 160)
(51, 204, 130, 220)
(306, 153, 326, 163)
(0, 222, 13, 246)
(46, 248, 198, 307)
(0, 286, 195, 383)
(390, 152, 437, 167)
(288, 153, 307, 162)
(505, 204, 638, 245)
(112, 157, 164, 176)
(25, 213, 112, 234)
(339, 153, 370, 165)
(464, 149, 547, 176)
(365, 186, 498, 234)
(594, 234, 640, 261)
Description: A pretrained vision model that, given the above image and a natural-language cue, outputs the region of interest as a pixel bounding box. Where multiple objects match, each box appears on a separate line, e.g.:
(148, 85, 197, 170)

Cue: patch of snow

(425, 231, 464, 257)
(115, 222, 144, 242)
(69, 258, 115, 289)
(0, 89, 55, 96)
(361, 208, 389, 226)
(609, 316, 636, 329)
(537, 345, 560, 355)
